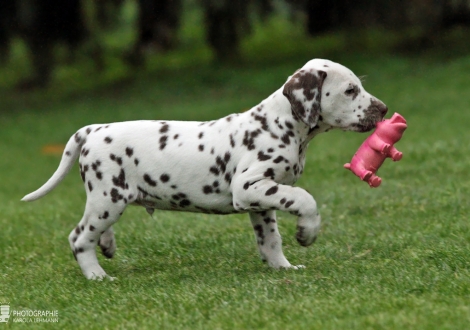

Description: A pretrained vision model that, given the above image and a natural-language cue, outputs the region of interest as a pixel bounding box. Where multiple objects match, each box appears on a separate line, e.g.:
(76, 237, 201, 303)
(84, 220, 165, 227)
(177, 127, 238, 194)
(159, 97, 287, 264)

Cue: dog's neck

(305, 120, 333, 140)
(253, 88, 333, 145)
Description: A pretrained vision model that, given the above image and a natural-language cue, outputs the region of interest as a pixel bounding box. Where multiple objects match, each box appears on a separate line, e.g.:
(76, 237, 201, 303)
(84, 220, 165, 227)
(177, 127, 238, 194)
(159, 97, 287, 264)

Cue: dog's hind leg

(249, 210, 303, 269)
(68, 198, 126, 280)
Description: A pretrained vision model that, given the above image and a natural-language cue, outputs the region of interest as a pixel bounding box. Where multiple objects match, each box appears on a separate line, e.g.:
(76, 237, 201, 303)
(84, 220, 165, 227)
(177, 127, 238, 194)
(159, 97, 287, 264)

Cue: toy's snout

(388, 112, 407, 133)
(390, 112, 407, 125)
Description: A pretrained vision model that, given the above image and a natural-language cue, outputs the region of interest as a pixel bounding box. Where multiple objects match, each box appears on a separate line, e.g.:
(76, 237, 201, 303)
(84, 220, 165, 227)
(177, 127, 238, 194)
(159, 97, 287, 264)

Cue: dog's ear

(282, 69, 327, 128)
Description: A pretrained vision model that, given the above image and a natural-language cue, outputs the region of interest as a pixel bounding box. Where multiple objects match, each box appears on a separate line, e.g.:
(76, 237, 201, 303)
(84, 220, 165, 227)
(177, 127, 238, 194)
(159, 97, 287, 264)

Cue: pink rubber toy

(344, 112, 407, 187)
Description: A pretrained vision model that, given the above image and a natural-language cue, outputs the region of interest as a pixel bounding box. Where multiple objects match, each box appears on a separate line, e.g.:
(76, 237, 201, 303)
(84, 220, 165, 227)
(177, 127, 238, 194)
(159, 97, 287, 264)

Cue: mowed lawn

(0, 53, 470, 329)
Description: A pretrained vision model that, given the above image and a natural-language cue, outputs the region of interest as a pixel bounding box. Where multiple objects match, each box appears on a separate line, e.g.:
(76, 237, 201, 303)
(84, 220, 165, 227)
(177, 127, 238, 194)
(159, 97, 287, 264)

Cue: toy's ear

(283, 69, 327, 128)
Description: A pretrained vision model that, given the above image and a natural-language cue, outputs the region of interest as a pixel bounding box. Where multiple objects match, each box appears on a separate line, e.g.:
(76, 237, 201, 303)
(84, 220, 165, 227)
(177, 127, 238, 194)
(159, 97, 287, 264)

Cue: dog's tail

(21, 126, 92, 202)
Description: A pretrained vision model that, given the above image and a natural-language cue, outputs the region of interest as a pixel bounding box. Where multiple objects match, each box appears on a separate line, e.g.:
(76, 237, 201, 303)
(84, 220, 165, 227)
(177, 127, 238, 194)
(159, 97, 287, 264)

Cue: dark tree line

(0, 0, 469, 88)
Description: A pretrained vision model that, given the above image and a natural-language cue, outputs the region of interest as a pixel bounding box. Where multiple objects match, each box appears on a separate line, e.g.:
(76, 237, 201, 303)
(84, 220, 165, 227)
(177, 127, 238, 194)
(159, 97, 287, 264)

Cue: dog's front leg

(234, 178, 321, 250)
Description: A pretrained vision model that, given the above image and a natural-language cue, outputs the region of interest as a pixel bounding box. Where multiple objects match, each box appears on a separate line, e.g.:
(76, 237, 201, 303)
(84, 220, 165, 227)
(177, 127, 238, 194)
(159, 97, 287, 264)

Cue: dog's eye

(345, 88, 355, 95)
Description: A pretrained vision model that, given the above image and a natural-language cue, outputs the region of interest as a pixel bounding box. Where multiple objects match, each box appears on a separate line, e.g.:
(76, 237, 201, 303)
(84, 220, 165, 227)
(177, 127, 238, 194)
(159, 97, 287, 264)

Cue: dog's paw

(86, 270, 108, 281)
(88, 273, 116, 281)
(99, 235, 116, 259)
(296, 225, 318, 247)
(288, 264, 306, 270)
(100, 243, 116, 259)
(269, 259, 306, 270)
(278, 264, 306, 270)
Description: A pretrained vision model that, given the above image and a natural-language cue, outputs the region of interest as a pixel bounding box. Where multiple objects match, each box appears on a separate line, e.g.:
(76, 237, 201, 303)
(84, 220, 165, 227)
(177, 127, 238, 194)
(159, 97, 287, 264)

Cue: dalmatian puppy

(22, 59, 388, 280)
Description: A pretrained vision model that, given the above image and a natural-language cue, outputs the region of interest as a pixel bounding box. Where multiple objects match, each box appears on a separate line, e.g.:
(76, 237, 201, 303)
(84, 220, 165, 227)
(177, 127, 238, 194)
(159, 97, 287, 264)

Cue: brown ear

(282, 70, 327, 128)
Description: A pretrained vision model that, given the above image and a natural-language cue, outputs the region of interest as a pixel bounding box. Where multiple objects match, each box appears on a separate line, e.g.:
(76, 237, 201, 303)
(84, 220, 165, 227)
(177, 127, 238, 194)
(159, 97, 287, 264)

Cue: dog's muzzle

(353, 100, 388, 132)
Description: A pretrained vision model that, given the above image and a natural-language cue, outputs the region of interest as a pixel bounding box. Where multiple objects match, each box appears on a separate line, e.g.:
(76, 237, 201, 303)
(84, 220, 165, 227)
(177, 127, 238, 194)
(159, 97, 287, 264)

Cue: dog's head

(283, 59, 388, 132)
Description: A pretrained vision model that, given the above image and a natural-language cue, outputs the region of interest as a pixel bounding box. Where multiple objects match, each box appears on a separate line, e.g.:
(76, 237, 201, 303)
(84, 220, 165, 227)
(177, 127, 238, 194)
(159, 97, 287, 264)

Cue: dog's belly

(133, 190, 239, 214)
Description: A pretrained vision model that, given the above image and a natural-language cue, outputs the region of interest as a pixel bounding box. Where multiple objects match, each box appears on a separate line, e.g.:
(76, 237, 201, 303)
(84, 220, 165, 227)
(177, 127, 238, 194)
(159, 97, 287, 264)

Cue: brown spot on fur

(265, 186, 278, 196)
(143, 174, 157, 186)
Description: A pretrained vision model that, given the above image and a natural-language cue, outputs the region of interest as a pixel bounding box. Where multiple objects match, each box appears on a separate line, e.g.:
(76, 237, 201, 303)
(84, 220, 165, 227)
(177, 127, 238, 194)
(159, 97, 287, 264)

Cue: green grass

(1, 31, 470, 328)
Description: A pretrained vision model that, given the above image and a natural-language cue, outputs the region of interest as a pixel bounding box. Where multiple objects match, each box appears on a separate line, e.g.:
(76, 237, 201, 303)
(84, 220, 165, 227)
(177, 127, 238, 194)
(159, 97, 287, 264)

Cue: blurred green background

(1, 0, 470, 92)
(1, 1, 470, 329)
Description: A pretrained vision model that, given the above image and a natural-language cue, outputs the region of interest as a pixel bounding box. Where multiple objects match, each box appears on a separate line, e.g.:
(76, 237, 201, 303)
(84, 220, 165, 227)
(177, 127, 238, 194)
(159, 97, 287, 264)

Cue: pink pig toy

(344, 112, 407, 187)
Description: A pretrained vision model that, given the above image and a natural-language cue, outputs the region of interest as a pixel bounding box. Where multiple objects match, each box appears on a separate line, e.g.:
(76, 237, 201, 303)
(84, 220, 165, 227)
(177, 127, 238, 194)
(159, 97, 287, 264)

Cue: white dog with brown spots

(23, 59, 388, 280)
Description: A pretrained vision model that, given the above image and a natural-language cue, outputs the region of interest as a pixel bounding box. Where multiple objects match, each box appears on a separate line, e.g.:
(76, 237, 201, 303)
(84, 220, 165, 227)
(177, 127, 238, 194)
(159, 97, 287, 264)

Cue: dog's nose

(379, 104, 388, 117)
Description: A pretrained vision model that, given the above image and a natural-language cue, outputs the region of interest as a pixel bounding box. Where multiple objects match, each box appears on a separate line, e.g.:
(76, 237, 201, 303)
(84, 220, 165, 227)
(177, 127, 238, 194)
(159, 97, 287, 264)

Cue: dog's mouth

(352, 100, 388, 132)
(355, 110, 389, 132)
(346, 120, 379, 133)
